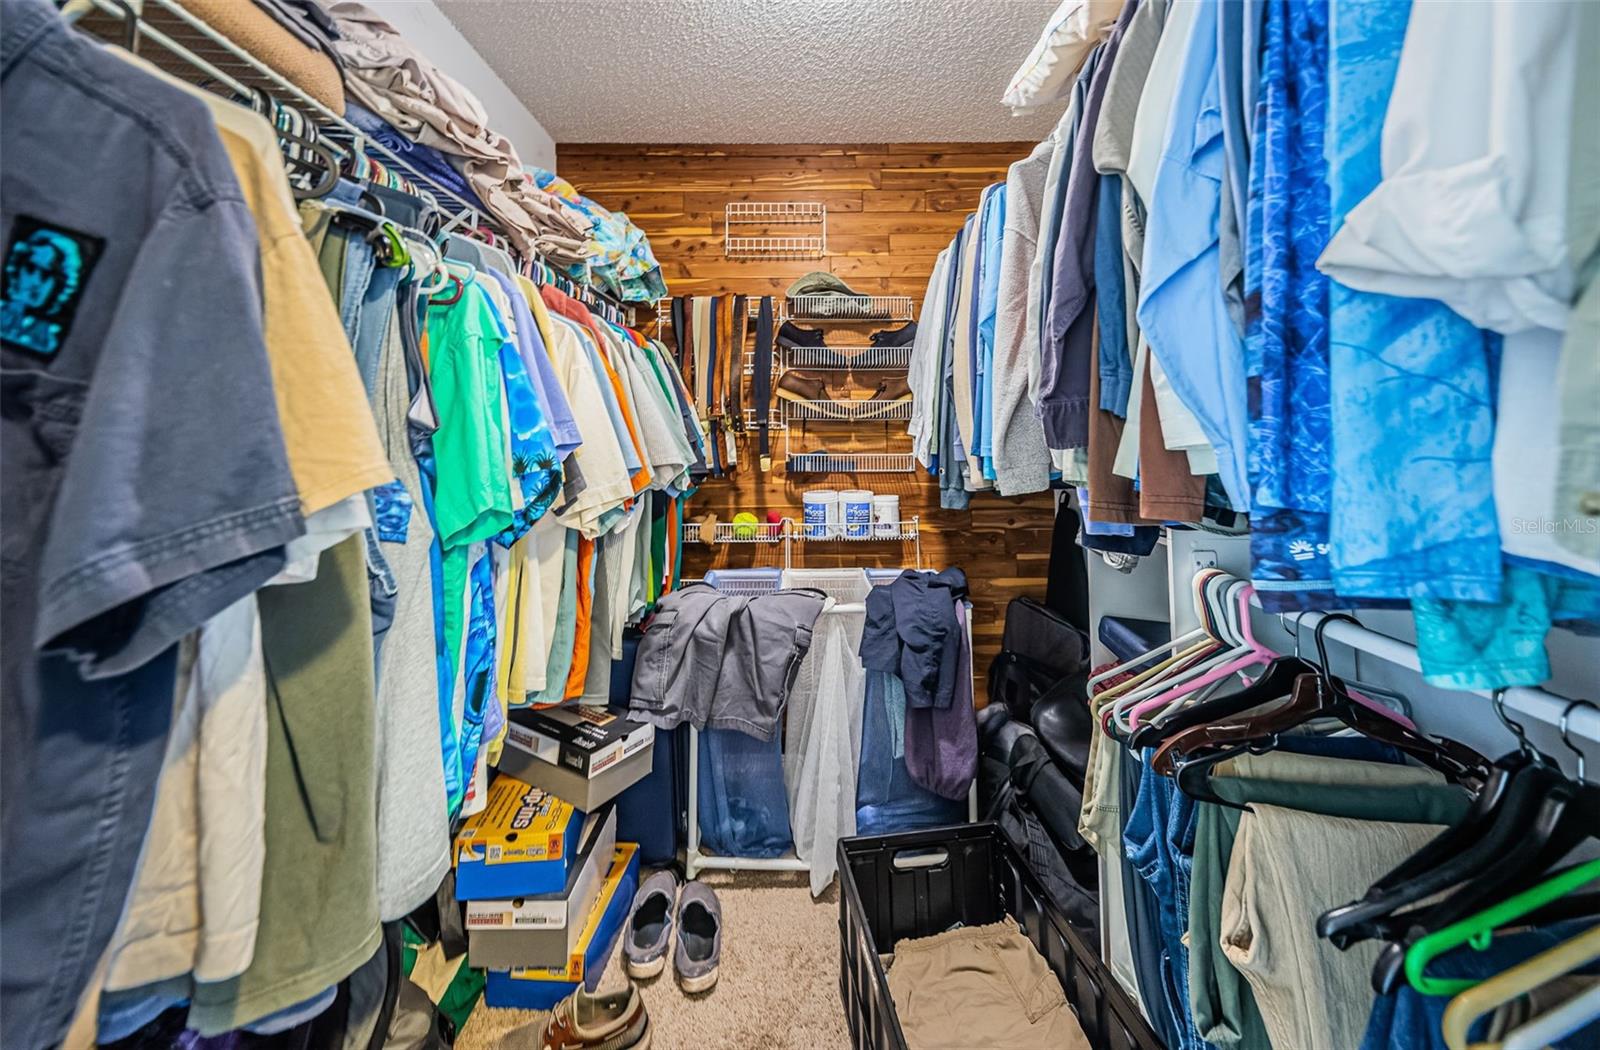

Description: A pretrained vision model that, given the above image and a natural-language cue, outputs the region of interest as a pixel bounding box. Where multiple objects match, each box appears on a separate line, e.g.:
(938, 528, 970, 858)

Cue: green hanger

(1404, 857, 1600, 996)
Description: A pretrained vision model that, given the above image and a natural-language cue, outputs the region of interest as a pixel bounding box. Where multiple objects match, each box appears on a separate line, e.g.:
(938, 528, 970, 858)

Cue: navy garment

(1361, 920, 1600, 1050)
(1118, 747, 1184, 1050)
(859, 568, 969, 710)
(1082, 526, 1162, 557)
(901, 602, 979, 799)
(1124, 753, 1215, 1050)
(856, 671, 966, 835)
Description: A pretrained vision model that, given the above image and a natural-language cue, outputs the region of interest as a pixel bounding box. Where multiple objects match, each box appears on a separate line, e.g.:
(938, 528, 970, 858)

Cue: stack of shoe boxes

(455, 750, 646, 1008)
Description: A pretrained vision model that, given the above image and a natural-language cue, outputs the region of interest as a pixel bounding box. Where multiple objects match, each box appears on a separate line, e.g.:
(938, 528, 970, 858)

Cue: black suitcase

(988, 597, 1091, 723)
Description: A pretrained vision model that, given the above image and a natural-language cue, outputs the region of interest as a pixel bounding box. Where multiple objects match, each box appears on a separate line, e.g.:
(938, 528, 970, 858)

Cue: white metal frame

(683, 583, 977, 880)
(787, 294, 915, 321)
(785, 450, 917, 474)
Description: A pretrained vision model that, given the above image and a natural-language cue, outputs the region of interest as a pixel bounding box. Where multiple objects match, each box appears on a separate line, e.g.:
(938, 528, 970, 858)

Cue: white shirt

(1494, 327, 1600, 577)
(1125, 0, 1201, 207)
(1318, 0, 1587, 334)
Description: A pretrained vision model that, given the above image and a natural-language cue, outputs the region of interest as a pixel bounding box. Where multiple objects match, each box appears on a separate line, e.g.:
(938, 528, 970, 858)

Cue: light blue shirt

(976, 183, 1007, 475)
(1135, 0, 1251, 511)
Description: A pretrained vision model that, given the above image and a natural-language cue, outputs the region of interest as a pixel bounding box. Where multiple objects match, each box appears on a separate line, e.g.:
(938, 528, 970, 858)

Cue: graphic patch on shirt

(1, 216, 105, 358)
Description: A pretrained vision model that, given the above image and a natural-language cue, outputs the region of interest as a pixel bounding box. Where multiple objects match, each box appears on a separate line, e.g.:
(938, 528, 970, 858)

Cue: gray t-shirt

(372, 303, 451, 920)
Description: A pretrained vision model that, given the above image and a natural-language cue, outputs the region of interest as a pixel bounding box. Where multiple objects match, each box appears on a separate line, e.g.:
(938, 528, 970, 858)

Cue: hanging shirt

(544, 287, 652, 493)
(1136, 0, 1251, 511)
(1320, 0, 1501, 604)
(909, 248, 953, 468)
(547, 317, 633, 537)
(1246, 0, 1340, 612)
(491, 269, 582, 458)
(0, 5, 305, 1043)
(991, 140, 1056, 495)
(1318, 0, 1589, 336)
(426, 278, 515, 807)
(975, 182, 1007, 478)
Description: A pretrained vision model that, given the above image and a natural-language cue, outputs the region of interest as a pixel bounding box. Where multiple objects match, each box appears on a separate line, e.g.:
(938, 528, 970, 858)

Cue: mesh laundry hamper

(855, 672, 965, 835)
(697, 727, 794, 858)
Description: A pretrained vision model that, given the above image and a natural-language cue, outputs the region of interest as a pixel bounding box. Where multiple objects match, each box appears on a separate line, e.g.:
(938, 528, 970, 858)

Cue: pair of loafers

(623, 872, 722, 993)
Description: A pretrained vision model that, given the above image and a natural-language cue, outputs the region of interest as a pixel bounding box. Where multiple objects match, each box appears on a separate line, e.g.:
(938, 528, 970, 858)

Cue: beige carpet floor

(457, 871, 851, 1050)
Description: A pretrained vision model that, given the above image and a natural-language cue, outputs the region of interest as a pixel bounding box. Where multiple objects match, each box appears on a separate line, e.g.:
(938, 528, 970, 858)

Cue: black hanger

(1315, 747, 1537, 950)
(1161, 617, 1488, 803)
(1367, 768, 1600, 993)
(1127, 654, 1315, 749)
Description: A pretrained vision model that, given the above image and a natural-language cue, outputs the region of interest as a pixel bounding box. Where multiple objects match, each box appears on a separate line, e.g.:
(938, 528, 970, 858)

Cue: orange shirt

(562, 534, 596, 700)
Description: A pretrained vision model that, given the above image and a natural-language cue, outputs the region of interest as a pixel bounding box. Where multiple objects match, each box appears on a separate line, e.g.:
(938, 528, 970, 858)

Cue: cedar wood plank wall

(556, 143, 1057, 680)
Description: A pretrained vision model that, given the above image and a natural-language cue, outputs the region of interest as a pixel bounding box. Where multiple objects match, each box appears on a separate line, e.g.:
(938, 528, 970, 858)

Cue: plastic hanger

(1440, 925, 1600, 1049)
(1124, 582, 1276, 730)
(429, 261, 473, 306)
(1109, 574, 1244, 727)
(1319, 688, 1574, 950)
(1128, 609, 1325, 749)
(1405, 859, 1600, 997)
(1159, 616, 1487, 797)
(1087, 567, 1227, 691)
(1367, 753, 1599, 993)
(1494, 976, 1600, 1050)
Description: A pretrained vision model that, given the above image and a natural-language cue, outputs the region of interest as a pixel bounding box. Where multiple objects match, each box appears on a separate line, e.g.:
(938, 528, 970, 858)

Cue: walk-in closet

(2, 1, 1596, 1048)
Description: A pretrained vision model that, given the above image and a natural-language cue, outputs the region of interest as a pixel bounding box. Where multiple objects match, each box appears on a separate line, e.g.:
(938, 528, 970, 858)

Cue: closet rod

(1250, 595, 1600, 743)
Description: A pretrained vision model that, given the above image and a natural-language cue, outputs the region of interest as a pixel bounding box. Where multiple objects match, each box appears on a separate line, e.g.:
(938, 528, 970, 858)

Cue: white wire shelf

(781, 397, 913, 423)
(743, 350, 780, 376)
(743, 406, 786, 430)
(725, 201, 826, 224)
(782, 344, 914, 371)
(787, 294, 916, 321)
(725, 202, 826, 259)
(785, 451, 917, 473)
(724, 235, 824, 258)
(795, 517, 920, 542)
(681, 520, 788, 545)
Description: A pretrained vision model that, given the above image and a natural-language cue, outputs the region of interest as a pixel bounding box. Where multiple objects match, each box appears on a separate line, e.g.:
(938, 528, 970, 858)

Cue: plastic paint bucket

(803, 489, 837, 539)
(841, 490, 874, 538)
(872, 494, 900, 537)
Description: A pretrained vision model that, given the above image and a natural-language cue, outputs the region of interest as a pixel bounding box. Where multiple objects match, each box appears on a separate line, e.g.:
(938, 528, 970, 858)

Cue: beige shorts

(886, 918, 1091, 1050)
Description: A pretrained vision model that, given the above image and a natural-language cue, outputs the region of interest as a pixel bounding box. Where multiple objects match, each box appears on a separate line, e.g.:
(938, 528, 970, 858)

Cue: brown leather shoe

(774, 370, 830, 402)
(869, 374, 912, 403)
(540, 983, 650, 1050)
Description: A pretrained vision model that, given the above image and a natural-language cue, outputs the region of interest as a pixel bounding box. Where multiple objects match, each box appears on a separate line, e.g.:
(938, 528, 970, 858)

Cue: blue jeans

(1125, 752, 1213, 1050)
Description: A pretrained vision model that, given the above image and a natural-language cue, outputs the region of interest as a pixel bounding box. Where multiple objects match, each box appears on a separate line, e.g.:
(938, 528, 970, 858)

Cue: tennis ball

(732, 512, 759, 540)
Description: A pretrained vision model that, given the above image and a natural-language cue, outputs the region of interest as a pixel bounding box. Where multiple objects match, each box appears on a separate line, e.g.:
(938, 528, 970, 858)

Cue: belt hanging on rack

(753, 296, 775, 470)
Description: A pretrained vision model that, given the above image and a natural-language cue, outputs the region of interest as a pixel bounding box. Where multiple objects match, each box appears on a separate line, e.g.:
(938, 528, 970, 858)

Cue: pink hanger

(1126, 583, 1273, 729)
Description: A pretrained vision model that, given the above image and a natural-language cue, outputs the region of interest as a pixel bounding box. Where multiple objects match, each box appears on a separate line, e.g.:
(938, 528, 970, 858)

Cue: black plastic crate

(838, 823, 1161, 1050)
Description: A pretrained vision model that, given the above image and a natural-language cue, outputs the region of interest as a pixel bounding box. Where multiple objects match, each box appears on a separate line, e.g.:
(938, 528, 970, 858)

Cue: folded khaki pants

(886, 918, 1090, 1050)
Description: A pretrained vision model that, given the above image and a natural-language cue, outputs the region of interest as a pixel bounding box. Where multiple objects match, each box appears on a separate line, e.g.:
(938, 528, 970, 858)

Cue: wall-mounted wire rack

(795, 517, 921, 544)
(724, 202, 826, 259)
(781, 398, 913, 423)
(783, 344, 914, 371)
(682, 519, 789, 545)
(787, 294, 915, 321)
(679, 519, 922, 567)
(784, 451, 917, 474)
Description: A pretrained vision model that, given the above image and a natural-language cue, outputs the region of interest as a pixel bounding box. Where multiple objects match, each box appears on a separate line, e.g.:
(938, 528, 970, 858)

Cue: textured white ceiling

(436, 0, 1066, 143)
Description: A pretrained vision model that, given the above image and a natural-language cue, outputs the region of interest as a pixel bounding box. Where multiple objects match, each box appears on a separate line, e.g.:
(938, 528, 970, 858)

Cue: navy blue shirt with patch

(0, 1, 305, 1045)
